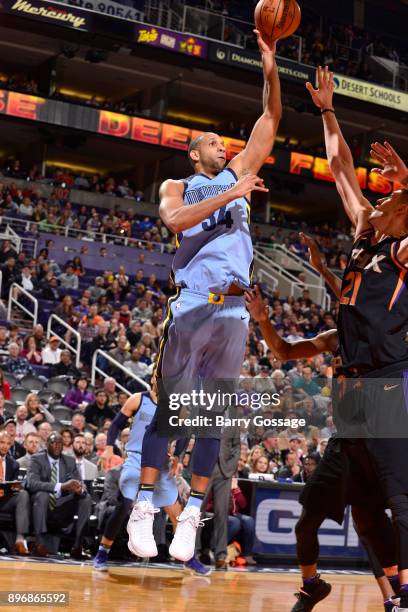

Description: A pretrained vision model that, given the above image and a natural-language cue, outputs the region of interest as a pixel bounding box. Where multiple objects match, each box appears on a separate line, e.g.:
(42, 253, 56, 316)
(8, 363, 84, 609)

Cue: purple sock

(388, 574, 400, 594)
(303, 575, 320, 585)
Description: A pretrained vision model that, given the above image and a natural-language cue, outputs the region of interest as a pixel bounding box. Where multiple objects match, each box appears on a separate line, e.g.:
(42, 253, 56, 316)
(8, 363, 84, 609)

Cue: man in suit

(27, 431, 92, 559)
(196, 420, 241, 570)
(18, 433, 41, 470)
(72, 434, 98, 482)
(0, 431, 31, 555)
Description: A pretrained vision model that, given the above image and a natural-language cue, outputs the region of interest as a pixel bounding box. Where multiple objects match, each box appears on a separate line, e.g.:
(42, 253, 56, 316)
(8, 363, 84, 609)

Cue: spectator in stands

(277, 450, 301, 480)
(53, 350, 81, 378)
(227, 477, 256, 566)
(0, 326, 9, 358)
(293, 366, 320, 397)
(42, 337, 62, 366)
(90, 277, 106, 301)
(123, 347, 152, 380)
(259, 430, 283, 468)
(250, 455, 271, 476)
(24, 393, 55, 425)
(127, 320, 142, 347)
(55, 296, 75, 326)
(5, 419, 25, 459)
(0, 430, 31, 555)
(14, 405, 37, 445)
(72, 433, 98, 481)
(20, 335, 43, 365)
(293, 453, 319, 483)
(5, 342, 33, 380)
(60, 428, 74, 456)
(320, 416, 336, 438)
(33, 324, 46, 350)
(2, 257, 19, 298)
(37, 421, 52, 451)
(103, 378, 118, 408)
(72, 256, 85, 277)
(108, 336, 129, 366)
(0, 240, 17, 264)
(58, 264, 79, 290)
(71, 412, 87, 435)
(84, 391, 115, 432)
(0, 392, 12, 425)
(0, 370, 11, 400)
(94, 432, 123, 473)
(78, 315, 99, 363)
(27, 431, 92, 559)
(18, 432, 41, 469)
(64, 377, 95, 411)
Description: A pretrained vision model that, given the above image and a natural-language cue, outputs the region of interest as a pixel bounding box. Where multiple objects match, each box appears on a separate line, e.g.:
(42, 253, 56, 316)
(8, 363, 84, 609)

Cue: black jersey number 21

(202, 206, 234, 231)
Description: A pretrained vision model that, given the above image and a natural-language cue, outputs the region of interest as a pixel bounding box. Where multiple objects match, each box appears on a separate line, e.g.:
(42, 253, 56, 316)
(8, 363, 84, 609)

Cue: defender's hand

(306, 66, 334, 110)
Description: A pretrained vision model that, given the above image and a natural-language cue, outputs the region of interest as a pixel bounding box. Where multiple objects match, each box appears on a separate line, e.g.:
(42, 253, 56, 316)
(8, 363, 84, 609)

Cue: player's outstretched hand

(245, 285, 269, 322)
(232, 173, 269, 199)
(299, 232, 325, 273)
(370, 141, 408, 184)
(253, 28, 277, 55)
(306, 66, 334, 109)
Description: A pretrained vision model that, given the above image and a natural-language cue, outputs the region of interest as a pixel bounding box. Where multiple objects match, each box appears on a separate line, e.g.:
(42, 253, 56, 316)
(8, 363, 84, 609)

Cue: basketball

(254, 0, 301, 43)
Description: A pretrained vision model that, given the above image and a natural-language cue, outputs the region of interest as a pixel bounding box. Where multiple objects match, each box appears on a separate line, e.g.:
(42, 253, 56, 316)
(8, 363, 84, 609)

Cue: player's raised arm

(228, 29, 282, 177)
(299, 232, 342, 300)
(159, 175, 268, 233)
(245, 286, 338, 360)
(306, 66, 372, 229)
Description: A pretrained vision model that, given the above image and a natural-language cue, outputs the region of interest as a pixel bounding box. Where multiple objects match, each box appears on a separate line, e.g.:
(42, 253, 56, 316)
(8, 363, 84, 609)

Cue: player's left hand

(245, 285, 269, 322)
(370, 141, 408, 184)
(253, 28, 277, 56)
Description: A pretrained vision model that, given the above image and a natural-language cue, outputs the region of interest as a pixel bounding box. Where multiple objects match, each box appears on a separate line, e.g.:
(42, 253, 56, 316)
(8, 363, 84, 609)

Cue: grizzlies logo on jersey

(172, 168, 253, 294)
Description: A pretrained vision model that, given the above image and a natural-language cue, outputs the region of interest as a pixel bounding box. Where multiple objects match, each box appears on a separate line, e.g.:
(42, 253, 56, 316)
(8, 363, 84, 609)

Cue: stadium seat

(4, 401, 16, 415)
(20, 375, 44, 392)
(50, 407, 73, 422)
(10, 388, 29, 404)
(46, 379, 70, 396)
(3, 372, 17, 387)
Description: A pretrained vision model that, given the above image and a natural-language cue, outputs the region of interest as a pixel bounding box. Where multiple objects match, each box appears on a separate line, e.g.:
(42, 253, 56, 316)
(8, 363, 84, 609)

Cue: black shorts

(362, 371, 408, 498)
(299, 437, 385, 524)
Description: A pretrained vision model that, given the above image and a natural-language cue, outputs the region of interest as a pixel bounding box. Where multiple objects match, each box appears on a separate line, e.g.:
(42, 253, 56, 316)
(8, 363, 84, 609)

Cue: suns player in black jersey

(305, 66, 408, 612)
(246, 233, 399, 612)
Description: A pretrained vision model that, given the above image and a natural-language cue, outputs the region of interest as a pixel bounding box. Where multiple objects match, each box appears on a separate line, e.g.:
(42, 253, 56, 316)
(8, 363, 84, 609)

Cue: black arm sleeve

(107, 412, 130, 446)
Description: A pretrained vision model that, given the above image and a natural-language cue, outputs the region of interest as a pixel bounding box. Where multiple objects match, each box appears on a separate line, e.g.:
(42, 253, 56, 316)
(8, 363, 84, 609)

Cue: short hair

(188, 133, 211, 168)
(24, 432, 40, 442)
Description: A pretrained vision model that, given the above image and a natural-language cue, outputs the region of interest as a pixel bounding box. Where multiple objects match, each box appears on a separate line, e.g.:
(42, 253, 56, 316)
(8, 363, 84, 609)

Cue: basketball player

(304, 66, 408, 612)
(246, 235, 399, 612)
(127, 28, 282, 563)
(93, 388, 209, 576)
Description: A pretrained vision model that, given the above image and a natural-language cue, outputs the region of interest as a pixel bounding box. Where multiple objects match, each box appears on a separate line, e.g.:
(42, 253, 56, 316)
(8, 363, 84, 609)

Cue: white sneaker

(127, 500, 159, 558)
(169, 506, 204, 562)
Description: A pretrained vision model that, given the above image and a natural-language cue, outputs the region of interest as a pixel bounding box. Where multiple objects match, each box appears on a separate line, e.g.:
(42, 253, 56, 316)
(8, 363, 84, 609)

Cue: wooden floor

(0, 560, 387, 611)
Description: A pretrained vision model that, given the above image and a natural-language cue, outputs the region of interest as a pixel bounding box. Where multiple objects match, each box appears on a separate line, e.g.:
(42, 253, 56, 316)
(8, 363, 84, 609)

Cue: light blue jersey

(172, 167, 253, 294)
(125, 392, 157, 453)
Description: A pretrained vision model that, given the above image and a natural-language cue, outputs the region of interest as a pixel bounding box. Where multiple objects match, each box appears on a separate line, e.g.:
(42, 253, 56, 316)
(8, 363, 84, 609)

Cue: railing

(0, 215, 176, 255)
(144, 0, 183, 31)
(5, 224, 37, 258)
(256, 243, 331, 310)
(4, 225, 21, 253)
(47, 314, 82, 368)
(7, 283, 38, 327)
(91, 349, 151, 396)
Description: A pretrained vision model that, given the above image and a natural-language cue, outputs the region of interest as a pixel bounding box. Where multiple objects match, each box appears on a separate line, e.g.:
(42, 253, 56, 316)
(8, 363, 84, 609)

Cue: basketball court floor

(0, 558, 386, 611)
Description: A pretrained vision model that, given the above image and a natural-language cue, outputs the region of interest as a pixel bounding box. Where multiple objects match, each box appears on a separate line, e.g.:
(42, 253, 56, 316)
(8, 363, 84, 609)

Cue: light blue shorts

(119, 451, 178, 508)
